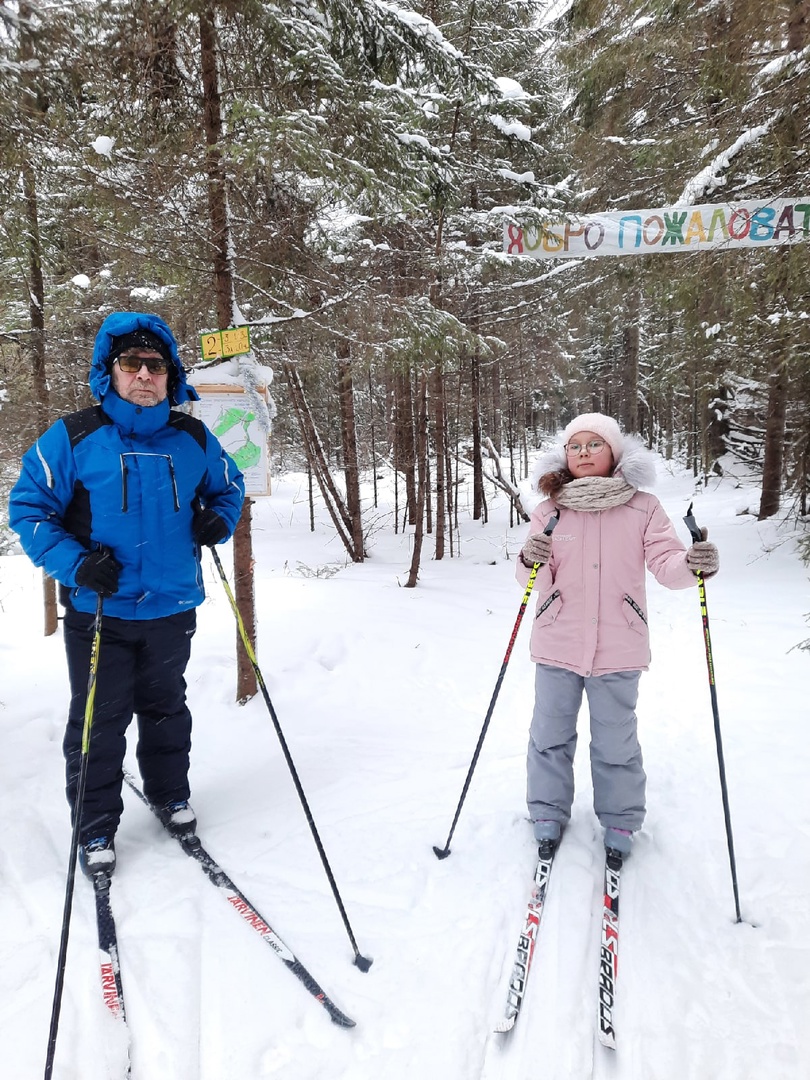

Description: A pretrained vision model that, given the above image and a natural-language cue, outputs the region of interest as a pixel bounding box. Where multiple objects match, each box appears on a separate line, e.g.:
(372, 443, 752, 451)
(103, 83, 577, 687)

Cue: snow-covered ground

(1, 453, 808, 1079)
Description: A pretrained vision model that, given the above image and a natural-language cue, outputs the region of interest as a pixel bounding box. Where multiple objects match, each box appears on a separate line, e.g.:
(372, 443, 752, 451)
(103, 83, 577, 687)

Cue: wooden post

(44, 575, 58, 636)
(234, 500, 257, 702)
(199, 7, 258, 701)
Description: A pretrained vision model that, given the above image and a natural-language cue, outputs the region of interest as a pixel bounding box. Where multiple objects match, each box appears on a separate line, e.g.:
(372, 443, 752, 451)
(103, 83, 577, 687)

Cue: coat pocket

(622, 594, 648, 633)
(535, 589, 562, 626)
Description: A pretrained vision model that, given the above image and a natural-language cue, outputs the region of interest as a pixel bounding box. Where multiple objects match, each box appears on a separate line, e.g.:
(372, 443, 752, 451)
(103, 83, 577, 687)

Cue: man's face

(111, 349, 169, 407)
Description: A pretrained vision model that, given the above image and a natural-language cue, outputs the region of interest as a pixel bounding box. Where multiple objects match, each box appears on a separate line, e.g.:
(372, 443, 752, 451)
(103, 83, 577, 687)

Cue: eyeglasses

(566, 439, 607, 455)
(115, 354, 169, 375)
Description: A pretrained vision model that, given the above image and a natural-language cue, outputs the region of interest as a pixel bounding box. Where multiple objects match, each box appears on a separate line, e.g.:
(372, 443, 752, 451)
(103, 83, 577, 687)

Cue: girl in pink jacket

(517, 413, 719, 857)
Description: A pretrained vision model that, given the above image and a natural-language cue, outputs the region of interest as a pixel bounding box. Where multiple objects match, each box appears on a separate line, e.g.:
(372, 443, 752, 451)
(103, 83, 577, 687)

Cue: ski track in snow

(1, 458, 809, 1079)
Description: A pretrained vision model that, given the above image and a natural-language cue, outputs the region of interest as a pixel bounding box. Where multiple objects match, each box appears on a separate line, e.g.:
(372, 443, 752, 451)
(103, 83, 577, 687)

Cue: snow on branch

(754, 45, 810, 86)
(359, 0, 497, 92)
(488, 114, 532, 142)
(536, 0, 576, 29)
(373, 0, 462, 59)
(676, 116, 781, 206)
(481, 437, 530, 522)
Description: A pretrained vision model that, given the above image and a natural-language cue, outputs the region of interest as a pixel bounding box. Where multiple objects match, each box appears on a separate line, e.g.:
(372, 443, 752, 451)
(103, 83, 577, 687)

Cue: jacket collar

(101, 389, 170, 437)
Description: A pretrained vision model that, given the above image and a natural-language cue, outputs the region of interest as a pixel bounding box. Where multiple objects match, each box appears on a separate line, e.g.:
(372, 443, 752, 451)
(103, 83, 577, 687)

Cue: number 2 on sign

(202, 333, 223, 360)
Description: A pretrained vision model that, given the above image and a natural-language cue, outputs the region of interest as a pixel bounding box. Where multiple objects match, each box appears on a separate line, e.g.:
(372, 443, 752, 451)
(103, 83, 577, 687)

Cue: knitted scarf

(553, 475, 636, 512)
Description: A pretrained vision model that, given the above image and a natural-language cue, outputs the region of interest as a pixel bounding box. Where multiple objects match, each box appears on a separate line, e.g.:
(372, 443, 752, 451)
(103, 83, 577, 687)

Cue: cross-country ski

(494, 840, 558, 1033)
(126, 773, 356, 1028)
(597, 849, 622, 1050)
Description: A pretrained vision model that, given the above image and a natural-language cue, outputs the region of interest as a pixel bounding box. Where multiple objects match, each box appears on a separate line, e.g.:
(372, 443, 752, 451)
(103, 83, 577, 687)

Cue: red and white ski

(597, 848, 622, 1049)
(494, 841, 557, 1032)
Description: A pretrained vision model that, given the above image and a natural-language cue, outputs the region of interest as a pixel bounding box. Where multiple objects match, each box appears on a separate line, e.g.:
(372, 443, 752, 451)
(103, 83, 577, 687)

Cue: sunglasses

(115, 354, 169, 375)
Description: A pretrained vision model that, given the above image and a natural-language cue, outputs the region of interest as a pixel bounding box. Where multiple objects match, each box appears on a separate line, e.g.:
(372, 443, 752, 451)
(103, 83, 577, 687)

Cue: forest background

(1, 0, 809, 592)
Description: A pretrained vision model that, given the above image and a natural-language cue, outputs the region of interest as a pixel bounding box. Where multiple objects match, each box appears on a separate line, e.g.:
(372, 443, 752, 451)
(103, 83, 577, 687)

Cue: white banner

(504, 198, 810, 260)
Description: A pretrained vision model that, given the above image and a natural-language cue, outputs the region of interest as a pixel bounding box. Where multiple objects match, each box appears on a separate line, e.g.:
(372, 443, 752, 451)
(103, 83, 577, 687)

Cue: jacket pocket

(623, 594, 648, 633)
(535, 589, 562, 626)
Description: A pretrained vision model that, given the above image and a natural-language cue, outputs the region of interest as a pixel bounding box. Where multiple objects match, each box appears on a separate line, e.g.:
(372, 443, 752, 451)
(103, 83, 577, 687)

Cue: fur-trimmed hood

(531, 432, 657, 492)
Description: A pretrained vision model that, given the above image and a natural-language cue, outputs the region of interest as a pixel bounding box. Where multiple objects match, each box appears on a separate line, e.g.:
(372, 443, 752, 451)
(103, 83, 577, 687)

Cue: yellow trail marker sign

(200, 325, 251, 361)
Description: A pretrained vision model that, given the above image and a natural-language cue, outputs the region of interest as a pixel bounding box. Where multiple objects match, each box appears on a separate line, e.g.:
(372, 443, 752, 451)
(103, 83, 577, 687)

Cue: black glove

(193, 507, 229, 547)
(75, 548, 122, 597)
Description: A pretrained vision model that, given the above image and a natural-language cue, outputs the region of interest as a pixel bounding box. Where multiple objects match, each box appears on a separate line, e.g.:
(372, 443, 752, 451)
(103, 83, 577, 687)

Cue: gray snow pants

(527, 663, 646, 832)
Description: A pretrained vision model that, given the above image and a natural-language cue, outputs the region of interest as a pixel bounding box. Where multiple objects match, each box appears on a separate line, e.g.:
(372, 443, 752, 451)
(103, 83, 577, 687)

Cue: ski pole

(683, 503, 742, 923)
(44, 594, 105, 1080)
(434, 509, 560, 859)
(206, 540, 372, 972)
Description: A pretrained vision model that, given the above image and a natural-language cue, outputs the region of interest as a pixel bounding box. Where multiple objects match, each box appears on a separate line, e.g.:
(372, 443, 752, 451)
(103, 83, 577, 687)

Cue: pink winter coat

(517, 457, 697, 677)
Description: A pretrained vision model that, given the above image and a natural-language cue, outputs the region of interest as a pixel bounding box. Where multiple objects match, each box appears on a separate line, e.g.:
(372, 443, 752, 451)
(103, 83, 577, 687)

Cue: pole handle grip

(528, 508, 561, 568)
(683, 501, 703, 545)
(543, 508, 561, 537)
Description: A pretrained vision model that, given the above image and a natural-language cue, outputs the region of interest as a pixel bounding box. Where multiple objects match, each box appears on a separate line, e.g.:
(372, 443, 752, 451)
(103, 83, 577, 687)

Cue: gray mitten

(521, 532, 553, 567)
(686, 526, 719, 577)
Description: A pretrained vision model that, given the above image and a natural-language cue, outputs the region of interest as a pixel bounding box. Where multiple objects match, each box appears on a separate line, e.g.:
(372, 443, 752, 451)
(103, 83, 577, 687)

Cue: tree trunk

(19, 2, 57, 636)
(405, 372, 429, 587)
(620, 288, 640, 435)
(490, 362, 502, 454)
(432, 363, 447, 560)
(396, 368, 417, 524)
(392, 375, 400, 533)
(200, 7, 232, 328)
(800, 428, 809, 517)
(368, 367, 378, 508)
(23, 195, 56, 630)
(200, 6, 255, 699)
(758, 356, 789, 519)
(471, 349, 486, 521)
(233, 500, 257, 701)
(308, 463, 315, 531)
(283, 362, 360, 559)
(788, 0, 810, 51)
(336, 340, 365, 560)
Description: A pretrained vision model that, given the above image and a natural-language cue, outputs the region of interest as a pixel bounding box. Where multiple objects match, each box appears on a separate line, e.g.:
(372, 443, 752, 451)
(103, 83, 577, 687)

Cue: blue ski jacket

(9, 312, 245, 620)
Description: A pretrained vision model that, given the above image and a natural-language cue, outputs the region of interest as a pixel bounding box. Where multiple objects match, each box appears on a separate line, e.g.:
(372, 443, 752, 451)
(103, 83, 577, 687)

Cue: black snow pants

(63, 606, 196, 843)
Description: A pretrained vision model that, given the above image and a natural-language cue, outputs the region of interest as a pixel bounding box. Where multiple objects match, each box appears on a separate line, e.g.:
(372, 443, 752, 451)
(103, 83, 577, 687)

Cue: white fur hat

(562, 413, 624, 463)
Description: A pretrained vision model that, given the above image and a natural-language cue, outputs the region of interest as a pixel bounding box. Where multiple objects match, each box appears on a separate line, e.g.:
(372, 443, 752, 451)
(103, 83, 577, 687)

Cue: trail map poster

(192, 385, 271, 497)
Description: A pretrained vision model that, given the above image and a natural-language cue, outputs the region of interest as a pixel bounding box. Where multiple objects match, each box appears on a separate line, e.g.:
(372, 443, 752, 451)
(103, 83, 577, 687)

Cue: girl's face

(565, 429, 615, 479)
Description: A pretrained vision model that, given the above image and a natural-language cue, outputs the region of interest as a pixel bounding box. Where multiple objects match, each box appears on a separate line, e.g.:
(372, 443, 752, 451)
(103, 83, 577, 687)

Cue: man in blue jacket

(9, 312, 245, 876)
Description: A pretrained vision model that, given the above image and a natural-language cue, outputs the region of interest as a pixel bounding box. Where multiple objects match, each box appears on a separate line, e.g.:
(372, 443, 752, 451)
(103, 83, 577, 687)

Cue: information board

(192, 384, 271, 497)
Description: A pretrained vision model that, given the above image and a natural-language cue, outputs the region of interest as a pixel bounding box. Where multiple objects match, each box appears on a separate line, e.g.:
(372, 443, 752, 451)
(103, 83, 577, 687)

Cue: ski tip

(598, 1031, 617, 1051)
(494, 1016, 516, 1034)
(433, 845, 451, 860)
(354, 953, 373, 973)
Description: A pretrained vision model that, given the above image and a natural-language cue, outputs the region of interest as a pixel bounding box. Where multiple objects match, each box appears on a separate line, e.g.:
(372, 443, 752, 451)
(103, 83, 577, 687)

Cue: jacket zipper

(623, 595, 647, 624)
(535, 589, 561, 618)
(166, 458, 180, 511)
(119, 453, 179, 512)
